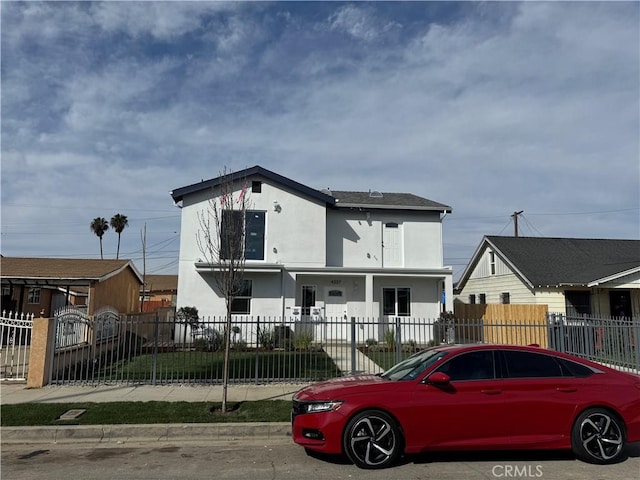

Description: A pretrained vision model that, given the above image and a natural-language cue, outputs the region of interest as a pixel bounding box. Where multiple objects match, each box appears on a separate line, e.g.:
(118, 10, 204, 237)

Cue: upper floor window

(28, 288, 41, 304)
(479, 294, 486, 304)
(251, 181, 262, 193)
(490, 251, 496, 275)
(221, 210, 265, 261)
(469, 294, 476, 304)
(501, 292, 510, 304)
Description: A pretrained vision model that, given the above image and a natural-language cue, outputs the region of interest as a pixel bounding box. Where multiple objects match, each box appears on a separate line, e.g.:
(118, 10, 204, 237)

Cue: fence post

(395, 317, 402, 365)
(27, 316, 56, 388)
(152, 312, 158, 385)
(634, 319, 640, 373)
(350, 317, 356, 375)
(255, 316, 260, 384)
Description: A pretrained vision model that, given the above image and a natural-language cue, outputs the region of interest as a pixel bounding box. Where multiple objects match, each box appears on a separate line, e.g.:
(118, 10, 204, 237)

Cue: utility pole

(512, 210, 524, 237)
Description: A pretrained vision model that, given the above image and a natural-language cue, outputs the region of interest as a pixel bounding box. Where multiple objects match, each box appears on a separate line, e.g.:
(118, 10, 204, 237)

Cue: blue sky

(2, 1, 639, 280)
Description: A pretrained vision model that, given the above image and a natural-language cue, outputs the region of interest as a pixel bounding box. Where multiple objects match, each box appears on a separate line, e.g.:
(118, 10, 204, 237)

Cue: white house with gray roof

(170, 166, 453, 339)
(454, 236, 640, 318)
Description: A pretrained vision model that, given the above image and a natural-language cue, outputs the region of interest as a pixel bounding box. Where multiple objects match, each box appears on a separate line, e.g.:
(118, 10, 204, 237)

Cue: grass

(63, 350, 341, 383)
(0, 400, 293, 426)
(361, 349, 415, 371)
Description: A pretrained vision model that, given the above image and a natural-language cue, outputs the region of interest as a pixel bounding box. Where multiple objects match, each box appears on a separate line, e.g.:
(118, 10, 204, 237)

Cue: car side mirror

(426, 371, 451, 385)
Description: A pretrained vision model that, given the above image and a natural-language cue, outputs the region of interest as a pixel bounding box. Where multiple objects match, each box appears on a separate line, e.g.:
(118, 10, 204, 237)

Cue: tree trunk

(222, 308, 232, 413)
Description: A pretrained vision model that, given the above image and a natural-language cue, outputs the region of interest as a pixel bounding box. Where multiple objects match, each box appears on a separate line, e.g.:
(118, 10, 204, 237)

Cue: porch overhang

(194, 262, 284, 274)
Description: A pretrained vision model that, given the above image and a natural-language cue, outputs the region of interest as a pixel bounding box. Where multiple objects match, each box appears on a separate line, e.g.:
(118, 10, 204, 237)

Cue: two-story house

(170, 166, 453, 342)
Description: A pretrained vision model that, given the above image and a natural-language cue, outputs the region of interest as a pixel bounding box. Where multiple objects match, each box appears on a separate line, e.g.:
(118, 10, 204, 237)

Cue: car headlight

(303, 401, 344, 414)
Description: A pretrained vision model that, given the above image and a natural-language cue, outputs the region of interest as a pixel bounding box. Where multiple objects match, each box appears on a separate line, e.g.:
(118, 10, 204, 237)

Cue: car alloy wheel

(572, 408, 626, 464)
(343, 410, 401, 469)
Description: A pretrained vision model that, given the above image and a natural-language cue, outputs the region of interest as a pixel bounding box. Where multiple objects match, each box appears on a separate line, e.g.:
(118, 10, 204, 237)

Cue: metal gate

(0, 311, 34, 381)
(51, 306, 121, 385)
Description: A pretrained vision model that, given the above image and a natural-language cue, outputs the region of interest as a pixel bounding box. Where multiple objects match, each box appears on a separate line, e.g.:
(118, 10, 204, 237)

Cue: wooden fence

(454, 304, 549, 347)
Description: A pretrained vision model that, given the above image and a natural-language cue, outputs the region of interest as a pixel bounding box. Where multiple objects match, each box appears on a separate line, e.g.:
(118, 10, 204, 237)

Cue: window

(245, 211, 265, 260)
(502, 350, 563, 378)
(501, 292, 510, 304)
(28, 288, 41, 304)
(479, 294, 486, 304)
(436, 350, 495, 381)
(251, 181, 262, 193)
(220, 210, 265, 261)
(230, 280, 252, 314)
(383, 287, 411, 316)
(469, 294, 476, 304)
(490, 251, 496, 275)
(302, 285, 316, 315)
(557, 358, 595, 378)
(565, 291, 591, 316)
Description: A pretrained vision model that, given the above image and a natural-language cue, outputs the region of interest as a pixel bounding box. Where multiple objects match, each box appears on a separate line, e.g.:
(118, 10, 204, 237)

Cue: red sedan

(292, 344, 640, 469)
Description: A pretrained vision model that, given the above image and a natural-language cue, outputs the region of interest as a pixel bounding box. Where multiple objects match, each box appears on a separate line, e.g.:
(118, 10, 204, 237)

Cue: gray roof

(170, 165, 451, 213)
(330, 191, 452, 212)
(462, 236, 640, 289)
(170, 165, 335, 205)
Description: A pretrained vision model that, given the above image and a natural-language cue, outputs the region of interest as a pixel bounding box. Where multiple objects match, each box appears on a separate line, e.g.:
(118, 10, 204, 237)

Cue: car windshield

(381, 348, 449, 381)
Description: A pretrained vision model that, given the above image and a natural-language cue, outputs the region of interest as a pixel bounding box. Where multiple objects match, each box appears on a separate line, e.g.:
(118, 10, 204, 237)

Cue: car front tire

(571, 407, 626, 464)
(343, 410, 402, 469)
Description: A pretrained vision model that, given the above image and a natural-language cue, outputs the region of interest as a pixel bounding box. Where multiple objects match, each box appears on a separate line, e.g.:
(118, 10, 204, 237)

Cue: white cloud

(1, 2, 637, 276)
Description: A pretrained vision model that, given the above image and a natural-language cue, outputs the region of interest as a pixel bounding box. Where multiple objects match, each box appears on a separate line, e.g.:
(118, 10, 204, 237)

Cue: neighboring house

(140, 274, 178, 312)
(0, 257, 143, 317)
(454, 236, 640, 317)
(170, 165, 453, 335)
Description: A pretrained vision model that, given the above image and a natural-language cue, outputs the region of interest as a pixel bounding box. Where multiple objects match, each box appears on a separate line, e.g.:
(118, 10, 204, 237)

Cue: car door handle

(481, 389, 502, 395)
(556, 387, 577, 393)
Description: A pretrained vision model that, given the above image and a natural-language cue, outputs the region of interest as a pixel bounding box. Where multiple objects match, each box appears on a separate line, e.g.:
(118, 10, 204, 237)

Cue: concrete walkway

(0, 382, 308, 405)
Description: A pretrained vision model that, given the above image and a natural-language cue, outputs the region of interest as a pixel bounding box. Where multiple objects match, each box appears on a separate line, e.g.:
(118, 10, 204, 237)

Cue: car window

(557, 358, 595, 378)
(434, 350, 495, 381)
(502, 350, 563, 378)
(382, 349, 449, 381)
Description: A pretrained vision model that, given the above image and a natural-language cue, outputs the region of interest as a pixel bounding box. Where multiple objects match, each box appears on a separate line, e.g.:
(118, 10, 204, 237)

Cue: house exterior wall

(90, 268, 141, 315)
(326, 210, 444, 269)
(456, 273, 536, 305)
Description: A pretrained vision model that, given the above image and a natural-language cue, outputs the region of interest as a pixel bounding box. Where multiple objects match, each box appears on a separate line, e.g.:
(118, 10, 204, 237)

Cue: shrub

(294, 331, 314, 351)
(258, 328, 276, 350)
(383, 328, 396, 348)
(365, 338, 378, 348)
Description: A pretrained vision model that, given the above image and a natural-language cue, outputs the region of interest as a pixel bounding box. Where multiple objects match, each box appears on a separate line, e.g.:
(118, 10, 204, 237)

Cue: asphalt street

(2, 440, 640, 480)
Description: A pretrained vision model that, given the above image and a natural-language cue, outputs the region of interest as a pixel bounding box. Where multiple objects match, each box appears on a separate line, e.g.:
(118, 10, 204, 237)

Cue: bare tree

(196, 168, 249, 413)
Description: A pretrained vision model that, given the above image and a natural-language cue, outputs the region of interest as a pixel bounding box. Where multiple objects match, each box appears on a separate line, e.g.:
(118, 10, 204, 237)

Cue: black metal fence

(48, 312, 639, 385)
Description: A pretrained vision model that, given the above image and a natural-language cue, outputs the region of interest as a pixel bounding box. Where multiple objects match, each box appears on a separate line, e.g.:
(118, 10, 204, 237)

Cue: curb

(0, 422, 292, 445)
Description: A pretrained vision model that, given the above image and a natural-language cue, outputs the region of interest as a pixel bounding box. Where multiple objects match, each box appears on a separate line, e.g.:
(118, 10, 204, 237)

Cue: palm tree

(90, 217, 109, 259)
(110, 213, 129, 259)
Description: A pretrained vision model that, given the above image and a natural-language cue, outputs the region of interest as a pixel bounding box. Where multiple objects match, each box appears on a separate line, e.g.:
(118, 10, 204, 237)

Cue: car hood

(294, 375, 392, 400)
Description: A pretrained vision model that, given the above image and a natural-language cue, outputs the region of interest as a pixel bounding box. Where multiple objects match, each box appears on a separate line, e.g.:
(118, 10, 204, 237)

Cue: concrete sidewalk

(0, 382, 307, 446)
(0, 382, 307, 404)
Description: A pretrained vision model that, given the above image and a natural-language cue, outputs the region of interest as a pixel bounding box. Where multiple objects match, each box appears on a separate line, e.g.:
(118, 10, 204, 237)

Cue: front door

(325, 287, 347, 340)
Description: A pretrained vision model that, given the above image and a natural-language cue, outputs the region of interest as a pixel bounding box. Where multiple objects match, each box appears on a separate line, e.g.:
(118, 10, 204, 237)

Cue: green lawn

(1, 400, 293, 426)
(361, 349, 415, 371)
(72, 350, 341, 383)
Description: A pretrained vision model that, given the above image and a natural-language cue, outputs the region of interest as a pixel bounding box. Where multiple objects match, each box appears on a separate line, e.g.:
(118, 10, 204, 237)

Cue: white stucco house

(170, 166, 453, 342)
(454, 235, 640, 318)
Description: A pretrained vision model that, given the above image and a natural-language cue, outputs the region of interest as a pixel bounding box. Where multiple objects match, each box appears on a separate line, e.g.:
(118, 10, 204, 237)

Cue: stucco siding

(326, 210, 443, 269)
